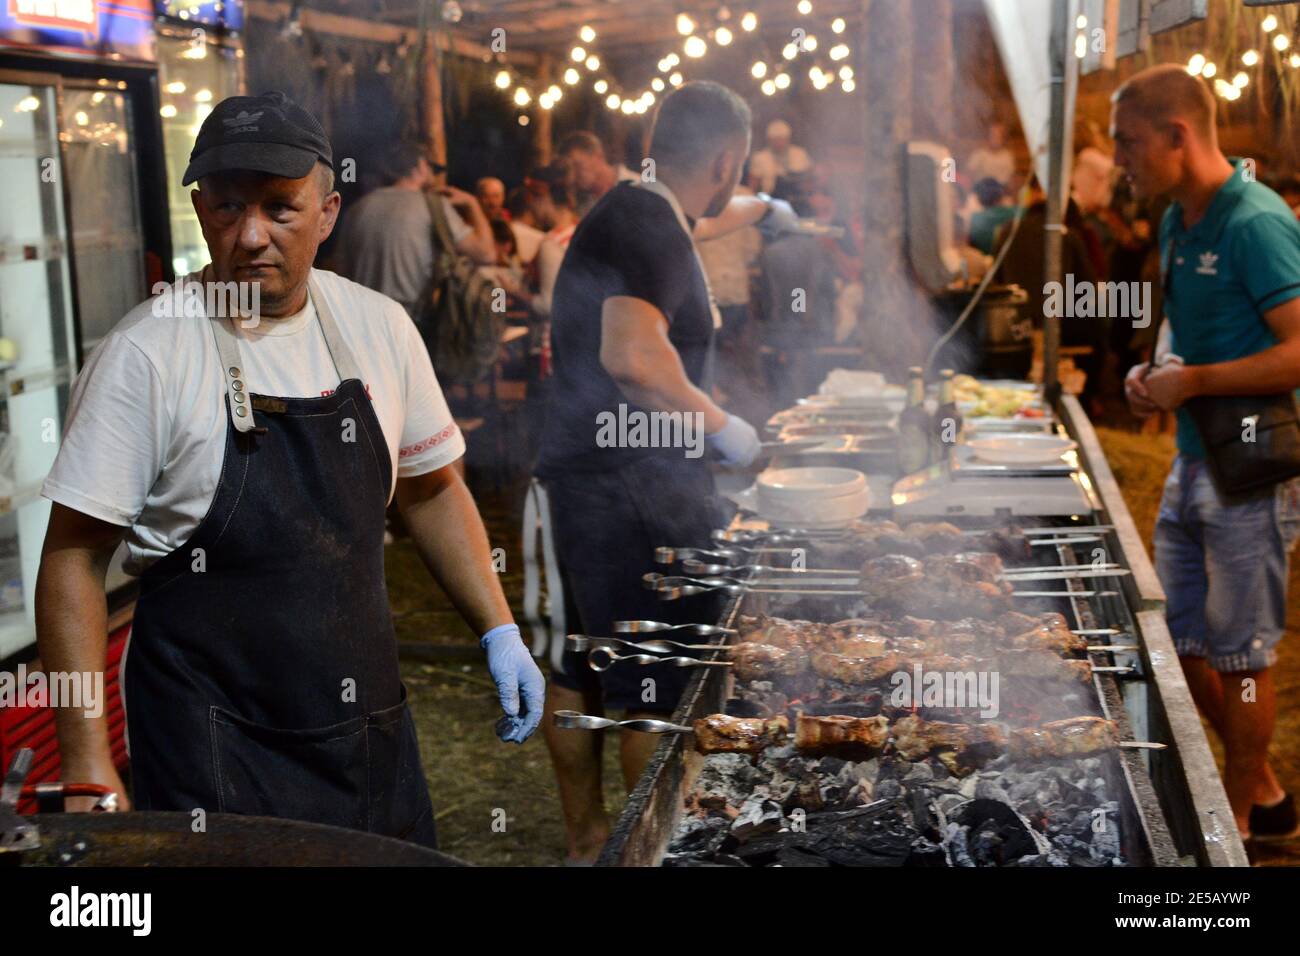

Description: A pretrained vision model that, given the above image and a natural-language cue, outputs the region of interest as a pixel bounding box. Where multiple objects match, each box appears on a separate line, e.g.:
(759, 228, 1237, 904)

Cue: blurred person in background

(505, 184, 546, 267)
(339, 142, 495, 318)
(969, 177, 1018, 255)
(748, 118, 812, 195)
(697, 178, 762, 400)
(558, 131, 637, 216)
(526, 161, 581, 318)
(476, 176, 508, 221)
(967, 119, 1016, 186)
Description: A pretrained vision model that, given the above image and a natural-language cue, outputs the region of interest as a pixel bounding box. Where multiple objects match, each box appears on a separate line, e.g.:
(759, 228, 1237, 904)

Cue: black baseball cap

(182, 90, 333, 186)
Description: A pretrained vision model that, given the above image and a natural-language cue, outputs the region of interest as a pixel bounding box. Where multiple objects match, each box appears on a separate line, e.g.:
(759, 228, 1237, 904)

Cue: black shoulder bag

(1156, 245, 1300, 496)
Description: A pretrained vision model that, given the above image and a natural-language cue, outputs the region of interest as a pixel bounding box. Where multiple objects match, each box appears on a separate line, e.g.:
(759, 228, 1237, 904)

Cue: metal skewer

(678, 559, 1129, 584)
(551, 711, 1167, 751)
(586, 648, 732, 672)
(567, 634, 722, 655)
(611, 620, 736, 637)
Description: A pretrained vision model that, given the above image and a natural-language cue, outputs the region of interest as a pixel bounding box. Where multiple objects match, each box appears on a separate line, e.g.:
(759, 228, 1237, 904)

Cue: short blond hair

(1112, 63, 1217, 142)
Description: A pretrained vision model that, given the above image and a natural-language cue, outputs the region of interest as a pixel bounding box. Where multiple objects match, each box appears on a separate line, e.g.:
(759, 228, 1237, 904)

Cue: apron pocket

(210, 706, 369, 831)
(364, 691, 435, 841)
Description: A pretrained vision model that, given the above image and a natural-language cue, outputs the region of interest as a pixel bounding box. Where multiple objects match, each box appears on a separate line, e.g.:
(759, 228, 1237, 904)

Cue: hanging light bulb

(774, 72, 790, 89)
(797, 0, 812, 14)
(751, 61, 767, 78)
(684, 35, 707, 58)
(1233, 71, 1249, 89)
(165, 81, 187, 94)
(782, 43, 798, 59)
(761, 79, 776, 95)
(669, 71, 683, 86)
(666, 53, 680, 66)
(802, 34, 817, 52)
(832, 17, 845, 34)
(1274, 34, 1290, 51)
(579, 25, 596, 43)
(842, 78, 856, 93)
(539, 92, 553, 109)
(548, 84, 562, 100)
(195, 88, 213, 102)
(495, 70, 511, 89)
(1187, 53, 1206, 75)
(518, 114, 530, 126)
(1075, 33, 1087, 58)
(829, 43, 850, 61)
(741, 11, 757, 31)
(1075, 14, 1087, 29)
(621, 99, 635, 114)
(563, 67, 579, 84)
(159, 104, 178, 118)
(514, 87, 531, 106)
(586, 55, 600, 70)
(1262, 14, 1278, 33)
(716, 26, 733, 46)
(571, 45, 586, 62)
(651, 77, 665, 91)
(1202, 61, 1217, 77)
(1291, 53, 1300, 69)
(1241, 49, 1260, 67)
(606, 93, 621, 110)
(595, 79, 609, 94)
(809, 66, 824, 83)
(677, 13, 695, 35)
(839, 66, 853, 80)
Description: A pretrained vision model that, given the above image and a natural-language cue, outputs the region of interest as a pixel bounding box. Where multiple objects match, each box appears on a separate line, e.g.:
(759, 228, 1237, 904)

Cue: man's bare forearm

(1189, 339, 1300, 396)
(399, 471, 513, 637)
(35, 550, 112, 764)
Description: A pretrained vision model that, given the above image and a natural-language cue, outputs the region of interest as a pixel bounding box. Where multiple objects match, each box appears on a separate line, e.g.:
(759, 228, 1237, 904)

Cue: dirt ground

(391, 428, 1300, 866)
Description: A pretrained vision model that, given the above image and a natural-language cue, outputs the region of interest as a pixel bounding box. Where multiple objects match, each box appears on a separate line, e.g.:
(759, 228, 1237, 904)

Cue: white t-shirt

(42, 268, 466, 575)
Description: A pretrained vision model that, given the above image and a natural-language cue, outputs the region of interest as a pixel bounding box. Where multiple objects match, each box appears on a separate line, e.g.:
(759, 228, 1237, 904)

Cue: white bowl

(756, 483, 871, 528)
(757, 467, 867, 503)
(966, 434, 1078, 465)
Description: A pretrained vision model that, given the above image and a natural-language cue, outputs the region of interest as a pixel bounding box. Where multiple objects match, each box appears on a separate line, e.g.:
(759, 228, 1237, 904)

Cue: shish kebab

(645, 550, 1122, 605)
(554, 711, 1164, 768)
(567, 610, 1136, 660)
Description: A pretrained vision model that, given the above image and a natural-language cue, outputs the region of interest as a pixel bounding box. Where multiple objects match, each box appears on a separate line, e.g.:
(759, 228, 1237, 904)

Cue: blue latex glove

(481, 623, 545, 743)
(705, 414, 761, 468)
(757, 196, 801, 240)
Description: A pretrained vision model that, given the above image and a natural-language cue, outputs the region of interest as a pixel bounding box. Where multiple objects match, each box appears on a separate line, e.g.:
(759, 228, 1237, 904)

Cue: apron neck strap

(207, 271, 367, 434)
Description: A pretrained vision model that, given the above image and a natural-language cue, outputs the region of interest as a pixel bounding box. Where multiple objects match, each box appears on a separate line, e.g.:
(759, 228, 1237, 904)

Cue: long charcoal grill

(595, 396, 1246, 867)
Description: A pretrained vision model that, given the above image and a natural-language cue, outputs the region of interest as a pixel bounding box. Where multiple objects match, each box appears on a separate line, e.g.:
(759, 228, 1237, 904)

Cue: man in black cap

(35, 91, 543, 845)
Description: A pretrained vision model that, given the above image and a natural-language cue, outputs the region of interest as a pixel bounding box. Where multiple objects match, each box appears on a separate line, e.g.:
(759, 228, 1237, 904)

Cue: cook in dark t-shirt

(535, 182, 716, 476)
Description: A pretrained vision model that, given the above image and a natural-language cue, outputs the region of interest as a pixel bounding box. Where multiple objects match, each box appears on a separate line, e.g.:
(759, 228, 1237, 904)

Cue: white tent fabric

(982, 0, 1079, 206)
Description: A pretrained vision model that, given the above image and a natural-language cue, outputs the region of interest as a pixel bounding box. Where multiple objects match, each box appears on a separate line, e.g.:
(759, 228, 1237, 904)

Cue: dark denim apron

(124, 275, 437, 847)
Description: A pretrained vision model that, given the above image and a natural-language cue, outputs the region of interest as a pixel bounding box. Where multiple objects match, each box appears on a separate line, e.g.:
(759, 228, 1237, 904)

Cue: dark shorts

(543, 454, 726, 713)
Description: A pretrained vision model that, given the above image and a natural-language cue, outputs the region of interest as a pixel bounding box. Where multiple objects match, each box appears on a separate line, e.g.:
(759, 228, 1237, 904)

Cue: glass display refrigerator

(155, 2, 245, 278)
(0, 5, 173, 659)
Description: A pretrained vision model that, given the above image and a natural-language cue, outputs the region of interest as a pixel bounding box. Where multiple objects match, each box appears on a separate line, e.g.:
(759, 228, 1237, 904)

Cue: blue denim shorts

(1154, 456, 1300, 672)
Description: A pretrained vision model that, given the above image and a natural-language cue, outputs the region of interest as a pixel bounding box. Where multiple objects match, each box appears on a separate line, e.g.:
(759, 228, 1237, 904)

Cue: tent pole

(1043, 0, 1072, 406)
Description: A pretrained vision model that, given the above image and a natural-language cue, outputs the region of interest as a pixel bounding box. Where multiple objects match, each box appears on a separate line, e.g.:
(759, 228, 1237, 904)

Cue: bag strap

(425, 191, 459, 260)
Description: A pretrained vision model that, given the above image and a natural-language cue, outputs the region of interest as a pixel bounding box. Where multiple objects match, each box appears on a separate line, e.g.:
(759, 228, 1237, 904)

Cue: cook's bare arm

(600, 296, 729, 432)
(36, 503, 130, 808)
(694, 195, 769, 241)
(396, 464, 513, 635)
(1184, 298, 1300, 395)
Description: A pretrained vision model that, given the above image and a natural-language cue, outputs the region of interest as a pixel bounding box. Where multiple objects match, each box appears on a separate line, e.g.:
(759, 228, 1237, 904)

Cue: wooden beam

(245, 0, 538, 64)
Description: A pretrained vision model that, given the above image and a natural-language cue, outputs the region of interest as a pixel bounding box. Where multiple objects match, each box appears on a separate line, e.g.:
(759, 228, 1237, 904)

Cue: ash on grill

(667, 742, 1124, 868)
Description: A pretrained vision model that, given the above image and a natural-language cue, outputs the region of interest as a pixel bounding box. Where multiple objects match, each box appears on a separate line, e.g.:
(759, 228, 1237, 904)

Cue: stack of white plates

(755, 467, 870, 528)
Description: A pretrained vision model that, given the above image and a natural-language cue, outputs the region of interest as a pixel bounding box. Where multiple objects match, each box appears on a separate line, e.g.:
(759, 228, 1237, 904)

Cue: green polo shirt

(1160, 158, 1300, 459)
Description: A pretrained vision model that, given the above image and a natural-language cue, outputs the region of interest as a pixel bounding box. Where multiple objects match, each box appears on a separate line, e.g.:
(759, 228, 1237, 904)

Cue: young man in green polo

(1116, 64, 1300, 846)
